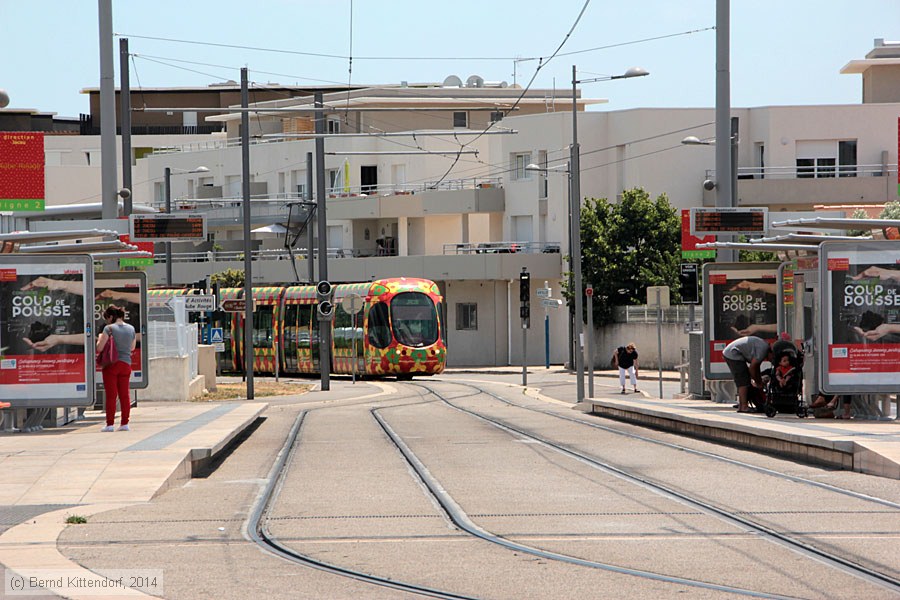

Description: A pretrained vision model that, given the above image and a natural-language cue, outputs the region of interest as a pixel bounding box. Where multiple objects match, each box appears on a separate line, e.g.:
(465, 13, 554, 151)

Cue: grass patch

(65, 515, 87, 524)
(198, 380, 312, 402)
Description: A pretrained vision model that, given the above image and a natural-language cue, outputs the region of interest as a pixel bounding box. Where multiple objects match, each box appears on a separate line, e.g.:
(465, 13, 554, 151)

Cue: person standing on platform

(96, 305, 136, 432)
(613, 343, 639, 394)
(722, 335, 773, 413)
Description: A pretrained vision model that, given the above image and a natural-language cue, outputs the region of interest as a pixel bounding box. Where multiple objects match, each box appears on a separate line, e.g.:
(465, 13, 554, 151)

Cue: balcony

(324, 178, 504, 220)
(703, 164, 899, 208)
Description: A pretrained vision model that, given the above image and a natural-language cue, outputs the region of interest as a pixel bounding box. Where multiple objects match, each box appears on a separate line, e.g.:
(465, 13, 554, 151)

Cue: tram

(214, 277, 446, 378)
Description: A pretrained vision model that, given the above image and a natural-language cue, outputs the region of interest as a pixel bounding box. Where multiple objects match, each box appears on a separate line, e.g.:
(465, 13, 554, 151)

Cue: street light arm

(575, 67, 650, 85)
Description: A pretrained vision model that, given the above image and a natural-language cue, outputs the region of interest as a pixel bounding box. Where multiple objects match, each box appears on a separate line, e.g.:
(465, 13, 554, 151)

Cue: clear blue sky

(2, 1, 898, 118)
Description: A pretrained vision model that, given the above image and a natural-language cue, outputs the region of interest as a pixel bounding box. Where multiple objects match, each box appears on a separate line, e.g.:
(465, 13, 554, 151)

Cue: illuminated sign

(0, 132, 45, 210)
(690, 207, 768, 236)
(129, 214, 207, 242)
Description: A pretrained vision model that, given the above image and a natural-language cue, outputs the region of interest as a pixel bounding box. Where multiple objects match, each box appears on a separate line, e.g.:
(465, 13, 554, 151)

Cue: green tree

(737, 235, 779, 263)
(573, 188, 680, 326)
(211, 268, 244, 288)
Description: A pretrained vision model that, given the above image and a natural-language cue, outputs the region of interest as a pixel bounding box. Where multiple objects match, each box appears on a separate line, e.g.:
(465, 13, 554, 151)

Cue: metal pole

(241, 67, 254, 400)
(544, 280, 550, 369)
(98, 0, 118, 220)
(587, 287, 594, 398)
(306, 152, 314, 283)
(119, 37, 132, 216)
(571, 65, 585, 404)
(315, 91, 331, 391)
(715, 0, 735, 262)
(731, 115, 739, 211)
(657, 288, 663, 399)
(522, 320, 527, 387)
(164, 167, 172, 286)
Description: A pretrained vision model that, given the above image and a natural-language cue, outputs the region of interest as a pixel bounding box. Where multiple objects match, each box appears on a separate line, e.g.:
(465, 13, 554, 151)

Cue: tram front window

(390, 292, 438, 347)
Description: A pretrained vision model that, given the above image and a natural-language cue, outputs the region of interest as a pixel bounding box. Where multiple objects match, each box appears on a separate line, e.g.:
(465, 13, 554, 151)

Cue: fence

(613, 304, 703, 324)
(145, 322, 199, 380)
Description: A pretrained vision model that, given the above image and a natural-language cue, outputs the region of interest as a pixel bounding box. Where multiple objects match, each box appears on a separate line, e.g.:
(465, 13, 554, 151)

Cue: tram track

(246, 408, 479, 600)
(405, 379, 900, 595)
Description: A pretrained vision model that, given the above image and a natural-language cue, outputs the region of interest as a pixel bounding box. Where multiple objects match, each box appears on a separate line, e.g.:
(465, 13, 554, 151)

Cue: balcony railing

(711, 164, 898, 180)
(442, 241, 561, 255)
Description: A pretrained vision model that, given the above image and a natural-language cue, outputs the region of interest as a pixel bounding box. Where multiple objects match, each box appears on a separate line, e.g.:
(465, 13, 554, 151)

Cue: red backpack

(96, 330, 118, 369)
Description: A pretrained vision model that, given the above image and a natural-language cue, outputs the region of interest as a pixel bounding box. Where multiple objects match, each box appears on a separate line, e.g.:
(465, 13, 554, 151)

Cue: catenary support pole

(306, 152, 314, 283)
(119, 37, 132, 216)
(241, 67, 254, 400)
(315, 92, 331, 391)
(98, 0, 118, 220)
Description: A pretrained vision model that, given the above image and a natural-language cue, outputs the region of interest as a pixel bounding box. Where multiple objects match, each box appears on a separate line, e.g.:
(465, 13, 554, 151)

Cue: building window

(327, 118, 341, 134)
(796, 157, 836, 178)
(456, 303, 477, 330)
(838, 140, 858, 177)
(490, 111, 504, 124)
(537, 150, 548, 199)
(512, 152, 532, 180)
(453, 111, 468, 128)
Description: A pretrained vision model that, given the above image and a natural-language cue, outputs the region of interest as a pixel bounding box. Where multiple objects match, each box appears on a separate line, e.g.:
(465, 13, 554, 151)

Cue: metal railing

(613, 305, 704, 324)
(710, 164, 898, 180)
(442, 241, 561, 255)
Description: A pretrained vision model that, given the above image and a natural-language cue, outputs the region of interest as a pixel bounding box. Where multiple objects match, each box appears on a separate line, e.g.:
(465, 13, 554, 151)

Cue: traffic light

(519, 270, 530, 302)
(316, 280, 335, 321)
(520, 305, 530, 320)
(679, 263, 700, 304)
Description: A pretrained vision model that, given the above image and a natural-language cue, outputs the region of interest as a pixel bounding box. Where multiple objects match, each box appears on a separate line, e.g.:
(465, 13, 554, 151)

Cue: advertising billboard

(703, 262, 780, 379)
(0, 131, 45, 211)
(0, 254, 94, 407)
(94, 272, 148, 389)
(819, 240, 900, 393)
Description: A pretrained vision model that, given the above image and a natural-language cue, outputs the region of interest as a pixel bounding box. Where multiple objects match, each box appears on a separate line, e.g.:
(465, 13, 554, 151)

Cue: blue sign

(210, 328, 224, 344)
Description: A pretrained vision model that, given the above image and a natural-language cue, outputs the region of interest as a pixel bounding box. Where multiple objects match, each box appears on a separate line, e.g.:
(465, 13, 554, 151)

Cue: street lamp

(569, 64, 648, 404)
(681, 116, 739, 262)
(164, 166, 209, 286)
(525, 161, 573, 366)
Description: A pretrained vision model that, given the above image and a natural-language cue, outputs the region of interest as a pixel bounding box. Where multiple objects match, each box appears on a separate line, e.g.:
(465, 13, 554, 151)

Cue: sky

(2, 1, 899, 118)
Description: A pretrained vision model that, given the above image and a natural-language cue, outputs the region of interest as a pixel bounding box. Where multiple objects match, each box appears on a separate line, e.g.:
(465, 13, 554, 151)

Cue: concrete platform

(0, 401, 267, 507)
(578, 394, 900, 480)
(0, 401, 266, 599)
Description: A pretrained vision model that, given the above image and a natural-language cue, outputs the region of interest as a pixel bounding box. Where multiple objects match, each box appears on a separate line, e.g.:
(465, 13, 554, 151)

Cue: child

(774, 353, 796, 391)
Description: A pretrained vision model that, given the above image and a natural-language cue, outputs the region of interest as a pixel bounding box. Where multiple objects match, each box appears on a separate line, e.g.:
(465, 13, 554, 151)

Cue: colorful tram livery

(217, 278, 446, 378)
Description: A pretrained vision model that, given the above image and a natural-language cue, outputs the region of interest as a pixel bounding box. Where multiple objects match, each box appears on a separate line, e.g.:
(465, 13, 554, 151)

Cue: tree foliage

(571, 188, 680, 326)
(880, 201, 900, 220)
(211, 268, 244, 288)
(737, 235, 779, 263)
(846, 207, 871, 237)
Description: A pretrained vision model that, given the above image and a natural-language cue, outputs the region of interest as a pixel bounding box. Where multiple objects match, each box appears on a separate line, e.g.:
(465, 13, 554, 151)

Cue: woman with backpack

(96, 305, 136, 432)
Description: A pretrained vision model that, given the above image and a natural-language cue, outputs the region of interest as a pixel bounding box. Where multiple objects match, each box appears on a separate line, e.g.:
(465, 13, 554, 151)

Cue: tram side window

(436, 302, 446, 343)
(253, 306, 274, 348)
(367, 302, 392, 348)
(297, 305, 313, 349)
(333, 306, 352, 350)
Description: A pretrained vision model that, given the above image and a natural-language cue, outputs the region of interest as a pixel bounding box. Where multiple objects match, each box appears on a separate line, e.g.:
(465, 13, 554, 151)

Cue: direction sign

(536, 287, 551, 299)
(220, 298, 254, 313)
(173, 294, 216, 312)
(541, 298, 563, 308)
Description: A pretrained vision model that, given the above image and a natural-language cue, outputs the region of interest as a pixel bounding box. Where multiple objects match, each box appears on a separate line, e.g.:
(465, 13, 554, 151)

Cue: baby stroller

(762, 339, 808, 418)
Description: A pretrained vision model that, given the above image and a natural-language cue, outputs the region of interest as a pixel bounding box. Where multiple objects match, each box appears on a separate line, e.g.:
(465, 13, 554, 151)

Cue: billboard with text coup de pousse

(0, 254, 94, 407)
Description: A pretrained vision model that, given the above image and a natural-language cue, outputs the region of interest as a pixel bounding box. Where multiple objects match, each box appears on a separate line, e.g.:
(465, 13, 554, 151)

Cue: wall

(587, 322, 691, 370)
(136, 357, 206, 401)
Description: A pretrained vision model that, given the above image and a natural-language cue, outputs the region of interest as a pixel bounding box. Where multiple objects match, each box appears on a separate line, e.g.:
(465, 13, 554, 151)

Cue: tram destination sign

(690, 207, 768, 236)
(129, 214, 207, 242)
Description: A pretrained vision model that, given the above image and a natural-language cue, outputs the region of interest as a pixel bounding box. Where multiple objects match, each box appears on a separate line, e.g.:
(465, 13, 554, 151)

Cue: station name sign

(129, 214, 207, 242)
(690, 207, 768, 236)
